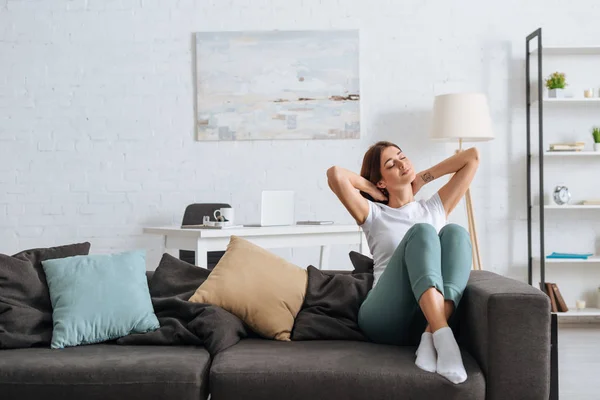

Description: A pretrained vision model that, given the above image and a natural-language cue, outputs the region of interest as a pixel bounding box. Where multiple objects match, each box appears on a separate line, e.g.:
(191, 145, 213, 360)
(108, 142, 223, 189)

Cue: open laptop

(244, 190, 295, 227)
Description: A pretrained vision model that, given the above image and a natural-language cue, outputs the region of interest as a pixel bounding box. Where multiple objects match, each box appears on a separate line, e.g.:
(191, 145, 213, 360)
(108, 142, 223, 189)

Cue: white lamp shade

(430, 93, 494, 142)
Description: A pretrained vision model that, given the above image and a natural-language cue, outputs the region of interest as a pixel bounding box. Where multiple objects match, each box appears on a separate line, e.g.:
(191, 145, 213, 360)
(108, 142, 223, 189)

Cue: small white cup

(576, 299, 586, 311)
(214, 207, 234, 224)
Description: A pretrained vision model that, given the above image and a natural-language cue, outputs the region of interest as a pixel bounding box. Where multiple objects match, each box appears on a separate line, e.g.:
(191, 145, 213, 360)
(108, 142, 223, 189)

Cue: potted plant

(592, 126, 600, 152)
(545, 72, 567, 98)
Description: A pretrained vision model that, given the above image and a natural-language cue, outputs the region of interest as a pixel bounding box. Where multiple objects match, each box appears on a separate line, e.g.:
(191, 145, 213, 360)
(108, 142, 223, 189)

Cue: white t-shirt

(360, 193, 447, 286)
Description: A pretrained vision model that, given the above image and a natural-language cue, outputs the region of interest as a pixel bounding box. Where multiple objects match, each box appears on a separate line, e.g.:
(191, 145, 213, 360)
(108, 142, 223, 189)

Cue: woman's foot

(415, 332, 437, 372)
(432, 327, 467, 384)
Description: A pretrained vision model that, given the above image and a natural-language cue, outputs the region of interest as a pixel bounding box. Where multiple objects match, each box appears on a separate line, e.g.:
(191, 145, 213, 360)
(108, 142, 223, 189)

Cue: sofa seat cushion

(0, 345, 210, 400)
(210, 339, 485, 400)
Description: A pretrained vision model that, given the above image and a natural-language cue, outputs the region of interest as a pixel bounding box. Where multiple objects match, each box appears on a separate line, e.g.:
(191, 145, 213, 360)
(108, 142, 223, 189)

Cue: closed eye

(387, 156, 406, 169)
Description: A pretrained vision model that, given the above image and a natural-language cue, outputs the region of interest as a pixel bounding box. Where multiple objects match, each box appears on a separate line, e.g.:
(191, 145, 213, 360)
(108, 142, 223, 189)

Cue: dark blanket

(291, 265, 373, 341)
(117, 256, 374, 354)
(116, 254, 250, 356)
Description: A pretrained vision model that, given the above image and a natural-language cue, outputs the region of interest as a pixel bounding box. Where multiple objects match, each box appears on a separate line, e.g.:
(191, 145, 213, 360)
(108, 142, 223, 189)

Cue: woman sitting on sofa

(326, 141, 479, 385)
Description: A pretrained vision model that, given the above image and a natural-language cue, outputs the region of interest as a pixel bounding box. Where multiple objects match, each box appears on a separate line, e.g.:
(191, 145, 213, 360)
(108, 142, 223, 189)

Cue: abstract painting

(195, 30, 360, 141)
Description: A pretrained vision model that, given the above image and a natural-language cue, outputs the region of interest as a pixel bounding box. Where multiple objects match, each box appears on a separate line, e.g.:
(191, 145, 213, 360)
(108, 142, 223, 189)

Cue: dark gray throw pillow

(148, 253, 211, 298)
(117, 253, 250, 356)
(349, 251, 374, 274)
(0, 242, 92, 349)
(291, 265, 373, 341)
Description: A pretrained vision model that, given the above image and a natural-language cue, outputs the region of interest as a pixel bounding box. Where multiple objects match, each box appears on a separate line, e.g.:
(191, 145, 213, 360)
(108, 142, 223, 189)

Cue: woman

(326, 141, 479, 384)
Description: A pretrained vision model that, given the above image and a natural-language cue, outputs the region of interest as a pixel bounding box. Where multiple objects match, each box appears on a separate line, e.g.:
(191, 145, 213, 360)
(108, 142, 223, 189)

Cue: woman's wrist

(419, 171, 434, 184)
(415, 171, 434, 188)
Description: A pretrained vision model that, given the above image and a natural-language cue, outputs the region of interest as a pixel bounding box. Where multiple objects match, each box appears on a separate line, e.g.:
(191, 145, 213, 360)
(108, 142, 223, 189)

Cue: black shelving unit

(526, 27, 546, 289)
(526, 27, 558, 400)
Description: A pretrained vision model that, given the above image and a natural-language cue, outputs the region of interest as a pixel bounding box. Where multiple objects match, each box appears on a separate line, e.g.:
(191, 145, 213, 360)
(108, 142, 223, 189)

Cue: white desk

(143, 224, 369, 269)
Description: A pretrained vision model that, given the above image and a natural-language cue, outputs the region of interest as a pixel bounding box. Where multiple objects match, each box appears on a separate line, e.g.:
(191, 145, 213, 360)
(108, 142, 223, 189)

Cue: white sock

(432, 327, 467, 384)
(415, 332, 437, 372)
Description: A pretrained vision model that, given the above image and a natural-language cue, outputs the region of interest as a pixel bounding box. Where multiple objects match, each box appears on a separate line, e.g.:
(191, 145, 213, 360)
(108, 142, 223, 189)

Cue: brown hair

(359, 141, 401, 204)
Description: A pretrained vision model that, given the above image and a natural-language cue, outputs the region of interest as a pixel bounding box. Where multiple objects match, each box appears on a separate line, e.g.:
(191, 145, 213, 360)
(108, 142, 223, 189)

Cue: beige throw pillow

(188, 235, 308, 341)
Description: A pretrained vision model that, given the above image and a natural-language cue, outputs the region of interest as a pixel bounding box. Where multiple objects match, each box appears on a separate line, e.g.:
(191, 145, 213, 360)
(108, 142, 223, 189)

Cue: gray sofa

(0, 270, 550, 400)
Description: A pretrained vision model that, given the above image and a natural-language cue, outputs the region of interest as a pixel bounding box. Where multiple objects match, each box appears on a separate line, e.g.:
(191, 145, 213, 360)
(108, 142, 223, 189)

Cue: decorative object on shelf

(597, 286, 600, 308)
(552, 185, 571, 205)
(584, 89, 595, 98)
(576, 299, 586, 311)
(545, 71, 567, 98)
(194, 30, 360, 141)
(548, 142, 585, 152)
(430, 92, 494, 271)
(592, 126, 600, 152)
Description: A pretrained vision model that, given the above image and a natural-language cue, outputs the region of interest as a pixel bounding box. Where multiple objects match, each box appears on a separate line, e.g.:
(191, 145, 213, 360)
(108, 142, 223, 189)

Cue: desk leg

(319, 245, 331, 270)
(195, 240, 208, 268)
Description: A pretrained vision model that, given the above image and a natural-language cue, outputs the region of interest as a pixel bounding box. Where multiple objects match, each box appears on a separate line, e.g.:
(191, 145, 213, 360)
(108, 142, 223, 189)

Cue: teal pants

(358, 223, 472, 346)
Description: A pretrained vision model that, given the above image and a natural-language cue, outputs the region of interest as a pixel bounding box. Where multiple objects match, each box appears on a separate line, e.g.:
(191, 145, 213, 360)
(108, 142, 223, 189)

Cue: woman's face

(377, 146, 416, 191)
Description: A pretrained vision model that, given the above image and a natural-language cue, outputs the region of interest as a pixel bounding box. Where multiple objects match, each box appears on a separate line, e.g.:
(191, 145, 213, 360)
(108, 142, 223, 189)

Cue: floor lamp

(430, 93, 495, 271)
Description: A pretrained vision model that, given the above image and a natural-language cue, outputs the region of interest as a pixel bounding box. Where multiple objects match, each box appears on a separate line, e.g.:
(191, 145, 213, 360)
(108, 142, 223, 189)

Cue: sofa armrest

(458, 271, 550, 400)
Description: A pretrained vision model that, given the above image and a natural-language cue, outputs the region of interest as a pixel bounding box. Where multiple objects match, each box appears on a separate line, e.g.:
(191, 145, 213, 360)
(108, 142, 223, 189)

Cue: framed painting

(195, 30, 360, 141)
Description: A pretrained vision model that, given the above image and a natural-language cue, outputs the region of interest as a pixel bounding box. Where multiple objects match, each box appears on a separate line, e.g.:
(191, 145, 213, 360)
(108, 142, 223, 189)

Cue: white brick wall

(2, 0, 600, 305)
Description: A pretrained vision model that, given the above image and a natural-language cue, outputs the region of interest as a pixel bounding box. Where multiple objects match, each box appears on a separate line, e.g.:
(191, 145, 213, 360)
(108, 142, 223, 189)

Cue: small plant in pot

(545, 72, 567, 98)
(592, 126, 600, 152)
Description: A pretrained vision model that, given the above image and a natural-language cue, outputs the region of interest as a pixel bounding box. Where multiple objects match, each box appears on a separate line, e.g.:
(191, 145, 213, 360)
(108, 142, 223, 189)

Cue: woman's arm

(326, 166, 387, 224)
(411, 147, 480, 216)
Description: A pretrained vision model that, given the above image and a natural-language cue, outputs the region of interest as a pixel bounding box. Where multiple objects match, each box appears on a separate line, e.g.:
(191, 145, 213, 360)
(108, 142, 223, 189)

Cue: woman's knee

(403, 223, 441, 255)
(439, 223, 471, 244)
(407, 223, 438, 240)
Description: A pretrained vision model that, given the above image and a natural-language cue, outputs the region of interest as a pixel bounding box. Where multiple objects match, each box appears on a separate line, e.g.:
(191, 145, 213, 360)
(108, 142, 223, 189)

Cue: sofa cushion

(0, 344, 210, 400)
(210, 339, 485, 400)
(0, 242, 91, 349)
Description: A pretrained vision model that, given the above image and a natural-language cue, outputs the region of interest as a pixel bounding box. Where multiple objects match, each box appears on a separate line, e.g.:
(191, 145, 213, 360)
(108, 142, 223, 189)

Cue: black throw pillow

(117, 253, 251, 356)
(148, 253, 211, 298)
(0, 242, 91, 349)
(291, 265, 373, 341)
(349, 251, 374, 274)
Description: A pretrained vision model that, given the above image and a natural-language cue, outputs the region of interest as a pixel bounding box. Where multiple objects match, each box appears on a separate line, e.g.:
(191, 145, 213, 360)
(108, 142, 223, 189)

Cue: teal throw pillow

(42, 250, 159, 349)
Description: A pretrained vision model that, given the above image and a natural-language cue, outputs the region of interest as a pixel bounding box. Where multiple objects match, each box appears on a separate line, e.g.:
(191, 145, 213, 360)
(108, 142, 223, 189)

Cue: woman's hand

(370, 186, 388, 202)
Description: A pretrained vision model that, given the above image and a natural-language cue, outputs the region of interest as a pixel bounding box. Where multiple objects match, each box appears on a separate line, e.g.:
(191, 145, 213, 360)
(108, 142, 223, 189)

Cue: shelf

(534, 257, 600, 264)
(530, 46, 600, 55)
(536, 152, 600, 157)
(556, 308, 600, 318)
(540, 205, 600, 209)
(536, 98, 600, 104)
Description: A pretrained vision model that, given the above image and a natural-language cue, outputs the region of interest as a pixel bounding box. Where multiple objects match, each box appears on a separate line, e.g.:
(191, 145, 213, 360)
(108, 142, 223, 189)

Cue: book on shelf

(540, 282, 569, 312)
(551, 283, 569, 312)
(582, 200, 600, 205)
(548, 142, 585, 152)
(545, 283, 559, 312)
(546, 252, 594, 259)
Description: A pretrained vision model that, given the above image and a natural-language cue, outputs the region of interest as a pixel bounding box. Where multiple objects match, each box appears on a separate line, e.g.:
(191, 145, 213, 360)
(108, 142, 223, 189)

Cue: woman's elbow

(326, 165, 341, 182)
(469, 147, 480, 164)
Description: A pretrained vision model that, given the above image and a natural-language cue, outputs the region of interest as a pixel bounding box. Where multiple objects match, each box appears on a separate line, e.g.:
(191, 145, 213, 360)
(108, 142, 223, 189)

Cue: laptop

(244, 191, 295, 227)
